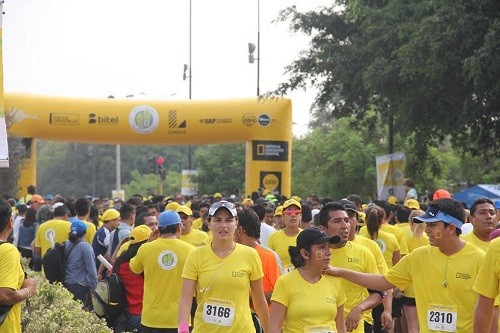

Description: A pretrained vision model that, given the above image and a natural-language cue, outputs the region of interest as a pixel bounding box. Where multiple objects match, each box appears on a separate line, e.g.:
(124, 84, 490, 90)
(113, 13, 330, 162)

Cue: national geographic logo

(252, 140, 289, 162)
(168, 110, 187, 134)
(455, 272, 471, 280)
(348, 258, 361, 263)
(260, 171, 282, 194)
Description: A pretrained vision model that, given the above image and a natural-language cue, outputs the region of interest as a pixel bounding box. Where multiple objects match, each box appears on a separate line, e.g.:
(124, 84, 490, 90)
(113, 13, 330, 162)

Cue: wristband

(24, 288, 31, 299)
(178, 322, 189, 333)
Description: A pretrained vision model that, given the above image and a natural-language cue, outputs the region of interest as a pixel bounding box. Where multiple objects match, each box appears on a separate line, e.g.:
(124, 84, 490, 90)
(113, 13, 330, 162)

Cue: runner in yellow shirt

(178, 200, 270, 333)
(325, 198, 485, 333)
(266, 199, 302, 273)
(461, 198, 496, 252)
(177, 206, 208, 246)
(270, 228, 346, 333)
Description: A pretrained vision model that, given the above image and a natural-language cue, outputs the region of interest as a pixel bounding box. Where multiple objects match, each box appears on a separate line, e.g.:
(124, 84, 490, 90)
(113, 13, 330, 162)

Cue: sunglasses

(283, 209, 302, 216)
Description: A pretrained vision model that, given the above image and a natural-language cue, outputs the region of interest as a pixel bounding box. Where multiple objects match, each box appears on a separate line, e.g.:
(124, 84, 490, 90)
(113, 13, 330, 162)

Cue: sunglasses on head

(283, 209, 301, 216)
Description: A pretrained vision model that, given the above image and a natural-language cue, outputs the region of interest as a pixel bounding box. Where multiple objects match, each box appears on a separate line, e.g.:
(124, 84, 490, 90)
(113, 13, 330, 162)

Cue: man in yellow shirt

(34, 204, 71, 257)
(326, 198, 485, 333)
(130, 210, 195, 331)
(177, 206, 208, 246)
(461, 198, 496, 251)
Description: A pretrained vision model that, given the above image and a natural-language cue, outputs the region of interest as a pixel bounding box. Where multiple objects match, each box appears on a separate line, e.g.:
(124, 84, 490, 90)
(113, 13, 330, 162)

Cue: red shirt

(118, 262, 144, 315)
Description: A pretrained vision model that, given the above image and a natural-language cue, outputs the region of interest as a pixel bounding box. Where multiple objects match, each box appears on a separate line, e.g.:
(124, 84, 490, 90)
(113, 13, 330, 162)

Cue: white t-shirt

(259, 222, 276, 246)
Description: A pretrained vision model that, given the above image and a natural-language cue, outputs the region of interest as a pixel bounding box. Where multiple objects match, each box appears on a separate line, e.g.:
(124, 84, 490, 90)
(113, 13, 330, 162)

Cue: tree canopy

(273, 0, 499, 170)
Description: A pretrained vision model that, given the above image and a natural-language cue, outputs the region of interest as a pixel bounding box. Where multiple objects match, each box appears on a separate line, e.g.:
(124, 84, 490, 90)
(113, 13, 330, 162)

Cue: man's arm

(324, 266, 395, 291)
(474, 294, 494, 333)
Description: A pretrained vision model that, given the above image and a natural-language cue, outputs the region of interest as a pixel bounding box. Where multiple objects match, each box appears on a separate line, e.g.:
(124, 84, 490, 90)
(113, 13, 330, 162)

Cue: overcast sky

(3, 0, 330, 136)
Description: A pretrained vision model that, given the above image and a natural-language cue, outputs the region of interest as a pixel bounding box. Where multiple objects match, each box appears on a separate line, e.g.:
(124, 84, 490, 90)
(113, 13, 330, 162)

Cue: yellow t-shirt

(182, 243, 264, 333)
(385, 243, 485, 333)
(0, 242, 25, 333)
(400, 231, 429, 298)
(130, 238, 195, 328)
(473, 237, 500, 298)
(116, 240, 130, 257)
(271, 269, 346, 333)
(461, 232, 489, 252)
(180, 229, 209, 247)
(83, 221, 97, 245)
(34, 219, 71, 256)
(191, 217, 203, 230)
(330, 241, 379, 331)
(359, 229, 400, 268)
(352, 235, 388, 274)
(266, 229, 301, 273)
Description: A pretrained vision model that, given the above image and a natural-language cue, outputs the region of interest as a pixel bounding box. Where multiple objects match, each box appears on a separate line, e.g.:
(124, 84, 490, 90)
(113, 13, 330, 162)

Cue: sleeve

(249, 249, 264, 281)
(129, 246, 144, 274)
(473, 242, 500, 298)
(0, 245, 22, 289)
(266, 233, 275, 250)
(181, 249, 199, 280)
(270, 275, 289, 307)
(262, 250, 281, 292)
(34, 225, 42, 248)
(384, 253, 413, 290)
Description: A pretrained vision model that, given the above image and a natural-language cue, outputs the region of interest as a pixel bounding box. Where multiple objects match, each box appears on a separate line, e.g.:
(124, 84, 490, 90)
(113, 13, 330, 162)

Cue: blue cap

(158, 210, 181, 228)
(70, 220, 87, 236)
(413, 206, 463, 230)
(45, 194, 54, 201)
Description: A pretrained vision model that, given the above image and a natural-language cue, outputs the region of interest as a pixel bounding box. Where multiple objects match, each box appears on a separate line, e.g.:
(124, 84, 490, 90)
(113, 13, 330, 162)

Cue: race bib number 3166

(202, 298, 235, 327)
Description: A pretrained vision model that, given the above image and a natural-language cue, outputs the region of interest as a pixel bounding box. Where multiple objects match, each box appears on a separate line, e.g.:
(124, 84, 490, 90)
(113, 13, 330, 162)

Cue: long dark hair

(366, 205, 385, 240)
(23, 208, 37, 228)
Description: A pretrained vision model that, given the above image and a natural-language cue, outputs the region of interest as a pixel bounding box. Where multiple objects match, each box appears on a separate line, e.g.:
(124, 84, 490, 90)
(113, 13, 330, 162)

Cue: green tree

(193, 143, 245, 196)
(274, 0, 499, 175)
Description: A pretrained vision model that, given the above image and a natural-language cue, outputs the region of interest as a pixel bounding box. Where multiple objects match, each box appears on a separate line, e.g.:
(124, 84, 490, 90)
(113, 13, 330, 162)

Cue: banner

(181, 170, 198, 196)
(376, 153, 406, 202)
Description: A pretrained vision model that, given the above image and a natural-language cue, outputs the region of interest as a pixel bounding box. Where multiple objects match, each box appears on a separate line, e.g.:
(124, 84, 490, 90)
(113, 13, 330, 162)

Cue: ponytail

(366, 205, 385, 240)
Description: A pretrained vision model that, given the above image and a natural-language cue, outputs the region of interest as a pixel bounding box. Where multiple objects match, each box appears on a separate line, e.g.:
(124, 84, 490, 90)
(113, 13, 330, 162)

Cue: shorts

(401, 296, 416, 307)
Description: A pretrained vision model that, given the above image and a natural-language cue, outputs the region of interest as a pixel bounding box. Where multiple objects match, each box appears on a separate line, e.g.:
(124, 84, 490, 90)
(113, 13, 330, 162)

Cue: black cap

(296, 228, 340, 249)
(339, 199, 358, 214)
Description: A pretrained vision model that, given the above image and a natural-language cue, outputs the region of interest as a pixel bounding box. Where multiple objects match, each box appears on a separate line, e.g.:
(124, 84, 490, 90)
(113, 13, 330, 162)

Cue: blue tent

(453, 184, 500, 208)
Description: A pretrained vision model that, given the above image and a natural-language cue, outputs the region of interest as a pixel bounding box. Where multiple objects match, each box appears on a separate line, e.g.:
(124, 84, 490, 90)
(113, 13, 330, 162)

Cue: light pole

(248, 0, 260, 97)
(183, 0, 193, 170)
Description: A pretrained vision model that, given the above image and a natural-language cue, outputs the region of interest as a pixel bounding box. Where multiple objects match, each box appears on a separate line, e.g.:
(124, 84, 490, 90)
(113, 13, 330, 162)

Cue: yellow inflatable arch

(5, 93, 292, 197)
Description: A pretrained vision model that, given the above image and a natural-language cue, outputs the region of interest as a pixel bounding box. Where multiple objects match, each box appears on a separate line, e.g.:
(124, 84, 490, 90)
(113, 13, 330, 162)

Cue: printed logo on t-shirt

(375, 239, 387, 253)
(44, 229, 56, 242)
(157, 250, 178, 270)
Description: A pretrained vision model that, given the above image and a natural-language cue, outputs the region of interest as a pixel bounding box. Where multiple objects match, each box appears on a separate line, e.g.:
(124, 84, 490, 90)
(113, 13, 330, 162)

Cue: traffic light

(156, 156, 165, 180)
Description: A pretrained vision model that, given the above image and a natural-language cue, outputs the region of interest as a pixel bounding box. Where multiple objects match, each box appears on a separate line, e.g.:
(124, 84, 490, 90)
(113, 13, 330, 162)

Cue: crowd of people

(0, 182, 499, 333)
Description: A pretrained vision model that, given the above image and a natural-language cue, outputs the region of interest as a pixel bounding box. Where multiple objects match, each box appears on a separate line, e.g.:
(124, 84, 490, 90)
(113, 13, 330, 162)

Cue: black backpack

(42, 241, 79, 284)
(91, 261, 126, 322)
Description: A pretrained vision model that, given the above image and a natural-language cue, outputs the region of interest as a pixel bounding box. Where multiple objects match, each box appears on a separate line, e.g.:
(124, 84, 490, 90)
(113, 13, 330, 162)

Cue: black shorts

(401, 296, 416, 306)
(392, 297, 403, 318)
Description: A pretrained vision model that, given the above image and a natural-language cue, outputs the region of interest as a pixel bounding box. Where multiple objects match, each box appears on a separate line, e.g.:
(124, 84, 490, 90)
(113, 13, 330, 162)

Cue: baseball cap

(274, 205, 283, 216)
(413, 205, 463, 230)
(265, 194, 278, 203)
(291, 195, 302, 202)
(165, 201, 181, 211)
(101, 208, 120, 222)
(31, 194, 45, 204)
(296, 228, 340, 249)
(209, 200, 237, 217)
(283, 199, 302, 210)
(158, 210, 182, 228)
(214, 192, 223, 199)
(70, 220, 87, 237)
(176, 206, 193, 216)
(404, 199, 420, 210)
(129, 225, 152, 244)
(339, 199, 358, 214)
(45, 194, 54, 201)
(387, 196, 399, 205)
(242, 198, 254, 206)
(433, 189, 451, 200)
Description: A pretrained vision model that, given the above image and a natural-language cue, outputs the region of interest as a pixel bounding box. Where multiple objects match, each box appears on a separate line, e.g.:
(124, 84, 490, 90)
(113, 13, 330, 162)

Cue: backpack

(91, 262, 126, 322)
(42, 241, 79, 284)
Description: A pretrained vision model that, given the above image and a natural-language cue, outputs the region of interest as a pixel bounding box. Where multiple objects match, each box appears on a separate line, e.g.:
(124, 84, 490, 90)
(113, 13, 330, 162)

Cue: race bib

(304, 325, 335, 333)
(427, 304, 457, 332)
(202, 298, 235, 326)
(284, 265, 295, 273)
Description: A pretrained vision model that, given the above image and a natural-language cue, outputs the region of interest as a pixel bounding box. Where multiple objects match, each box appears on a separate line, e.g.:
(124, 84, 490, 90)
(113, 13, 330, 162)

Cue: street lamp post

(248, 0, 260, 97)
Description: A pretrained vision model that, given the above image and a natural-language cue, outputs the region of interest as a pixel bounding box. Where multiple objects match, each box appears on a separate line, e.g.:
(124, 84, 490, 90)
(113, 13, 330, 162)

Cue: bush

(21, 264, 112, 333)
